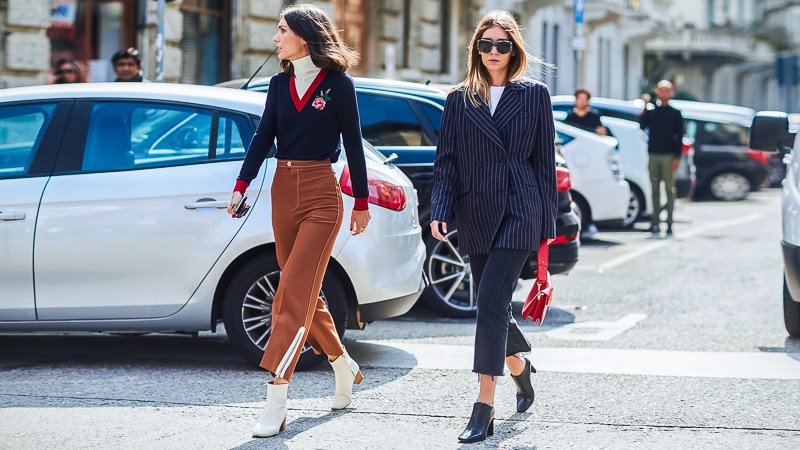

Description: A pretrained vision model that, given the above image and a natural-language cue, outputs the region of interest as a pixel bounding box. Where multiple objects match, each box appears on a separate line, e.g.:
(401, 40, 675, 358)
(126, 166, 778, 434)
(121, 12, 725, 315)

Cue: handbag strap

(537, 241, 549, 283)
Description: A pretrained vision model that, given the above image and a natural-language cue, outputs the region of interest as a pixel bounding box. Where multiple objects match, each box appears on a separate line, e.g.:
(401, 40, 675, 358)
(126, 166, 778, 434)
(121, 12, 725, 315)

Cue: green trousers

(649, 153, 676, 226)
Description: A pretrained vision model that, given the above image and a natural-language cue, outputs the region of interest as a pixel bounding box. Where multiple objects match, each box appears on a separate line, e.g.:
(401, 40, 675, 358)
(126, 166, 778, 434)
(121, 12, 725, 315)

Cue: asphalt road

(1, 188, 799, 449)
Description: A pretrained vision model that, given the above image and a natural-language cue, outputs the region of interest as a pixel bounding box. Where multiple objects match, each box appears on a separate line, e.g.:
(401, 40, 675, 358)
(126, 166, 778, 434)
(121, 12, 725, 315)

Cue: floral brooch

(312, 88, 331, 110)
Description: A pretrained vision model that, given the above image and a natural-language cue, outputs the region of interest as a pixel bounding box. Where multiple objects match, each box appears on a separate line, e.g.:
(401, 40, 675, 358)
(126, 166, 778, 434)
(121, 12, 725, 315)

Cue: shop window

(180, 0, 230, 85)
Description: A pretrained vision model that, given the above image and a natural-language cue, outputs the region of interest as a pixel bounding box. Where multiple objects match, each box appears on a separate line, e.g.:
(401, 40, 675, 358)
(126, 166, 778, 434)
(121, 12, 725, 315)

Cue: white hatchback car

(555, 121, 630, 230)
(0, 83, 426, 368)
(749, 112, 799, 336)
(555, 111, 652, 227)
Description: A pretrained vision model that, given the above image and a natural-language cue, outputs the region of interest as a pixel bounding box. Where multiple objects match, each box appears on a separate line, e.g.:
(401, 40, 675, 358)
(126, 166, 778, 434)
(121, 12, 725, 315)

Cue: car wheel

(571, 193, 591, 231)
(622, 182, 644, 228)
(223, 253, 348, 369)
(784, 276, 800, 338)
(421, 224, 477, 318)
(709, 173, 751, 201)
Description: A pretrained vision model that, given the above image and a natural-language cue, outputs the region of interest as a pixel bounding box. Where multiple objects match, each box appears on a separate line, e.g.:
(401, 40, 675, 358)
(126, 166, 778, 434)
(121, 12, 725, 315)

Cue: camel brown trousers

(260, 159, 345, 381)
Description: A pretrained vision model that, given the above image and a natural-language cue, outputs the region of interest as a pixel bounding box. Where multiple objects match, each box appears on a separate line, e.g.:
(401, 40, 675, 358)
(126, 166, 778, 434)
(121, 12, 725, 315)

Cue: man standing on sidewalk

(639, 80, 683, 236)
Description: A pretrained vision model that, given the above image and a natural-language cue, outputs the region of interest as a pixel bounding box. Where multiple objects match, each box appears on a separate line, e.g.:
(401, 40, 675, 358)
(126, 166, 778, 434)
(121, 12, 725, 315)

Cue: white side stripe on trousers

(275, 326, 306, 379)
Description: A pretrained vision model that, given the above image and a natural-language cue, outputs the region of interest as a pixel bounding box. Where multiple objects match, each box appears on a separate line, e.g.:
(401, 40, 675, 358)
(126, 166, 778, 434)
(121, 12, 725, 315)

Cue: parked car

(551, 96, 774, 200)
(554, 121, 631, 231)
(748, 112, 799, 336)
(0, 83, 426, 369)
(555, 111, 652, 226)
(221, 76, 580, 317)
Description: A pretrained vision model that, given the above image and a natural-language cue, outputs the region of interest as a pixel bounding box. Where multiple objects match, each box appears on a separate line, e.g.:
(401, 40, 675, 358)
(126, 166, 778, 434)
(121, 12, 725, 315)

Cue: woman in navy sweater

(430, 10, 556, 443)
(227, 3, 371, 438)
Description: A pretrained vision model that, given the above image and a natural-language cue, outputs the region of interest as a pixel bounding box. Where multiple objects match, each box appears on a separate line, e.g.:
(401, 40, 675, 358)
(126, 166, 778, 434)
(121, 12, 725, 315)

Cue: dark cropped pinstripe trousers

(469, 248, 532, 376)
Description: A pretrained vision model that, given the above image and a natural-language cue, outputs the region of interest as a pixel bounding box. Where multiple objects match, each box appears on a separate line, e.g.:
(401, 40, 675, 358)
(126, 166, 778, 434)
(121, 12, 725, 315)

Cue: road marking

(356, 340, 800, 380)
(596, 213, 764, 272)
(544, 313, 647, 341)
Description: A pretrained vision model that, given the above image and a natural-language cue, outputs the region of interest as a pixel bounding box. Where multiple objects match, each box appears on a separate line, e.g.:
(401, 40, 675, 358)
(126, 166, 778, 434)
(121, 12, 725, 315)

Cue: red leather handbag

(521, 241, 553, 326)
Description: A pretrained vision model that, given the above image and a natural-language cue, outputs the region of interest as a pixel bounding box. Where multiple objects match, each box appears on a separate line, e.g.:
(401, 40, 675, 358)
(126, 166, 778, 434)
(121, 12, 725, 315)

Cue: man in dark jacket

(639, 79, 683, 236)
(111, 48, 148, 82)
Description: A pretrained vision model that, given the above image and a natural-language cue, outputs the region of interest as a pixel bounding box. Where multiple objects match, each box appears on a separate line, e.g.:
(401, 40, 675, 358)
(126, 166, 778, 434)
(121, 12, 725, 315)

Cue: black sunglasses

(476, 39, 513, 55)
(55, 68, 75, 75)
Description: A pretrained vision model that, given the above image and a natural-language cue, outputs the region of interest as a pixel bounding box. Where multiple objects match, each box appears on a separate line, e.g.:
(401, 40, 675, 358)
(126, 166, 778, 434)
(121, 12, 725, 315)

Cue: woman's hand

(227, 191, 243, 217)
(430, 220, 448, 241)
(351, 209, 371, 235)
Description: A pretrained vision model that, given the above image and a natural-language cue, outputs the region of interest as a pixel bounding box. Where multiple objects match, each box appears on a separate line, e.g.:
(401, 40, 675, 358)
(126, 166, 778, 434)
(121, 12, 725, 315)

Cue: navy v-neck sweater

(235, 70, 369, 209)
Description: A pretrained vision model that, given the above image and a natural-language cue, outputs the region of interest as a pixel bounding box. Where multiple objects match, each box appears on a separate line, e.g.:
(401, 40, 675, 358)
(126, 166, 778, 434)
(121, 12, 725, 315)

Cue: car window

(0, 103, 56, 178)
(556, 131, 575, 146)
(356, 93, 425, 146)
(417, 101, 442, 145)
(82, 102, 252, 172)
(697, 120, 749, 147)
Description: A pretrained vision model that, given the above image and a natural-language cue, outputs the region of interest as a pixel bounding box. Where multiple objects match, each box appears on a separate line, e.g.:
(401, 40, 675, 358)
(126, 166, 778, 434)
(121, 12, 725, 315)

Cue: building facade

(0, 0, 798, 111)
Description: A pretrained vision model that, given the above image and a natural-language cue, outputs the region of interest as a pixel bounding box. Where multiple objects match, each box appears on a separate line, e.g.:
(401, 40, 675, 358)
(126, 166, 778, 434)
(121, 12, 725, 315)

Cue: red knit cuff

(233, 179, 249, 195)
(353, 197, 369, 211)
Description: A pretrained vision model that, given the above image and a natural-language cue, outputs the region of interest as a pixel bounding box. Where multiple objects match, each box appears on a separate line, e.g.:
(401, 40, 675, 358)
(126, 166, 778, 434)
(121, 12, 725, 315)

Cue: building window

(400, 0, 411, 68)
(440, 1, 450, 73)
(180, 0, 230, 85)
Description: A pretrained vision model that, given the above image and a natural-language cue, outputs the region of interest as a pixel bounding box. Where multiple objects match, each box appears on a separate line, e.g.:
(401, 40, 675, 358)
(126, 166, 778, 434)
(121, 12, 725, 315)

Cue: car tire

(709, 172, 751, 201)
(571, 193, 592, 231)
(622, 181, 645, 228)
(784, 276, 800, 338)
(421, 222, 477, 318)
(223, 253, 348, 369)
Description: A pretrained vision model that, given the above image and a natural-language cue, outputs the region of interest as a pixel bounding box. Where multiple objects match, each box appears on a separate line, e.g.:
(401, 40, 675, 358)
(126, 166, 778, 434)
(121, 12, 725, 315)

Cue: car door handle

(184, 199, 229, 209)
(0, 211, 26, 220)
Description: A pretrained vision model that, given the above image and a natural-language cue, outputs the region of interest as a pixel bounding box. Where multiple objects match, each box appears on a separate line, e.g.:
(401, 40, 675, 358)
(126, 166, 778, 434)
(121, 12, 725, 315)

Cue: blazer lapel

(491, 82, 523, 132)
(464, 100, 505, 149)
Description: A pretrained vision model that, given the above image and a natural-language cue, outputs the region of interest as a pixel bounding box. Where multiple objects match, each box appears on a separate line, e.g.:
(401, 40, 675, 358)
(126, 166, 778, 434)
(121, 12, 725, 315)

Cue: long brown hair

(279, 3, 359, 75)
(462, 10, 534, 107)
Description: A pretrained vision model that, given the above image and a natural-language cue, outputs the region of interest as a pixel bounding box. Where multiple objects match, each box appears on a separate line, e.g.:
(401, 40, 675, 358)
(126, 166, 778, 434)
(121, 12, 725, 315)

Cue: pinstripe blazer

(430, 77, 557, 255)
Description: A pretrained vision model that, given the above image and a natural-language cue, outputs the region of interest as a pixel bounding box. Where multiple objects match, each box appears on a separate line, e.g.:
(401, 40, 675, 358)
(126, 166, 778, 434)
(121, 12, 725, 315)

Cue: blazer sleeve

(532, 84, 557, 240)
(430, 91, 460, 223)
(237, 74, 280, 185)
(337, 74, 369, 207)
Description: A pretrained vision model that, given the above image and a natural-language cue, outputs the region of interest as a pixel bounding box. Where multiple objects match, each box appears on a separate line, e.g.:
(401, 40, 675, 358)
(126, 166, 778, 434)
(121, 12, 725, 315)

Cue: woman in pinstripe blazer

(430, 10, 557, 444)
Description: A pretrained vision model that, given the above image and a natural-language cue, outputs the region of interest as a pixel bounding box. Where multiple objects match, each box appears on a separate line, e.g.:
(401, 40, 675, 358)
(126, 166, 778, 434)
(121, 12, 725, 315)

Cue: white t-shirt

(489, 86, 505, 116)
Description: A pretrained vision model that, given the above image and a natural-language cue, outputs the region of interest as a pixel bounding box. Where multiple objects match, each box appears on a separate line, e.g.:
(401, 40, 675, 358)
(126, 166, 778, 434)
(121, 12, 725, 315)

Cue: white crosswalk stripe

(359, 340, 800, 380)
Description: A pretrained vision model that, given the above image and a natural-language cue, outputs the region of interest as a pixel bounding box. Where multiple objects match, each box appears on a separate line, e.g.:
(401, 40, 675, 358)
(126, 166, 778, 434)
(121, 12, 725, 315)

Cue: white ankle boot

(330, 349, 363, 410)
(252, 382, 288, 438)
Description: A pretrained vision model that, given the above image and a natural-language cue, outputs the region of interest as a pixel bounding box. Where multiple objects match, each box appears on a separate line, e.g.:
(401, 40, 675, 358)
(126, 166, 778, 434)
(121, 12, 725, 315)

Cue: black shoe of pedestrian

(458, 402, 494, 443)
(666, 225, 673, 236)
(649, 224, 660, 234)
(511, 358, 536, 413)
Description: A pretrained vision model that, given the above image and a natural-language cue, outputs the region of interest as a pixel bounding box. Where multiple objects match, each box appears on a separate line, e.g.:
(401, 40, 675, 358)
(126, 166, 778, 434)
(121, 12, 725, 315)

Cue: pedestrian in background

(639, 79, 683, 236)
(564, 88, 607, 135)
(48, 58, 88, 84)
(111, 47, 148, 82)
(429, 9, 556, 444)
(227, 3, 370, 439)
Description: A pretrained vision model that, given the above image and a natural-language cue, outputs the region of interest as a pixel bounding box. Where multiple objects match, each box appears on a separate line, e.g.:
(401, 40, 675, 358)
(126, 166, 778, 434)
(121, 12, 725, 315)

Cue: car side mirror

(750, 111, 796, 151)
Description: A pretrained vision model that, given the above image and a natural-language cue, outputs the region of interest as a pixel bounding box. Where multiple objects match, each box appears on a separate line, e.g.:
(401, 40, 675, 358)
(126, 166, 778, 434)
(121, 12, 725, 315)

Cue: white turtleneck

(291, 55, 322, 98)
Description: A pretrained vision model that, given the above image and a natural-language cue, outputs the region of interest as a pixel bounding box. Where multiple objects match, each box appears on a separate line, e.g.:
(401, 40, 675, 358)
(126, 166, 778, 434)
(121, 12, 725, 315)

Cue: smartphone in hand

(234, 193, 250, 218)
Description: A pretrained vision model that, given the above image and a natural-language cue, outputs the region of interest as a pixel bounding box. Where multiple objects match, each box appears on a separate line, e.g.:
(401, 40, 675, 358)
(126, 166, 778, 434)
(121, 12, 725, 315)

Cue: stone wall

(0, 0, 50, 88)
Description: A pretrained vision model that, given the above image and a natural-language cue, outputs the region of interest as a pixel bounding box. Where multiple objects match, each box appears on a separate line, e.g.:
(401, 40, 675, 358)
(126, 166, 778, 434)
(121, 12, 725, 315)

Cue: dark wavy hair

(279, 3, 359, 75)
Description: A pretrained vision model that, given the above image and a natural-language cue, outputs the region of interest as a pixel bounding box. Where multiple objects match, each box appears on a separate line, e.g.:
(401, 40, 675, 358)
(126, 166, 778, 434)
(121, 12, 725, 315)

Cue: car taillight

(340, 165, 407, 211)
(556, 166, 572, 192)
(746, 149, 772, 165)
(552, 231, 578, 244)
(681, 138, 694, 156)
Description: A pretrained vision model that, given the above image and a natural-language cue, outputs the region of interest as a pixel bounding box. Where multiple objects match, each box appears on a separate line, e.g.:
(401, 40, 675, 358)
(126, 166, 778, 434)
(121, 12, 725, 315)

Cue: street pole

(155, 0, 165, 83)
(572, 0, 585, 91)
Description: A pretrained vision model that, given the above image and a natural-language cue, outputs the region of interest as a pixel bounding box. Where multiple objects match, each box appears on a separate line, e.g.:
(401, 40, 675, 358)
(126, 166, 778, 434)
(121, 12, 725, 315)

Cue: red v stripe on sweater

(290, 69, 328, 112)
